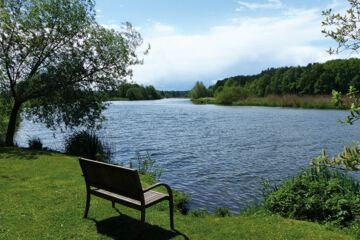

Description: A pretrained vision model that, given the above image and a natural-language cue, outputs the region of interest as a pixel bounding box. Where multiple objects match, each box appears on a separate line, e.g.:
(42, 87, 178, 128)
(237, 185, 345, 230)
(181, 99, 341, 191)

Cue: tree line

(104, 83, 162, 100)
(190, 58, 360, 103)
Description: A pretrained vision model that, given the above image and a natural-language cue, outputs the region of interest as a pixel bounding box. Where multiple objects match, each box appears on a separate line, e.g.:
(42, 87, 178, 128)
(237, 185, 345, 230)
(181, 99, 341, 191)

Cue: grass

(106, 97, 130, 101)
(0, 147, 357, 239)
(233, 95, 338, 109)
(191, 97, 216, 105)
(194, 95, 345, 109)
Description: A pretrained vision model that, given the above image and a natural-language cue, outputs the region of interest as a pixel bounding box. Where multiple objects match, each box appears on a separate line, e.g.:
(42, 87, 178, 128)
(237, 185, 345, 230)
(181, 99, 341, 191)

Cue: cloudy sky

(95, 0, 353, 90)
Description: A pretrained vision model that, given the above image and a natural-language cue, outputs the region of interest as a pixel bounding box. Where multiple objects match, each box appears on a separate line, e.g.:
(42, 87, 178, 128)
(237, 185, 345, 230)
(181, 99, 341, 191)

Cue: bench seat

(91, 187, 169, 209)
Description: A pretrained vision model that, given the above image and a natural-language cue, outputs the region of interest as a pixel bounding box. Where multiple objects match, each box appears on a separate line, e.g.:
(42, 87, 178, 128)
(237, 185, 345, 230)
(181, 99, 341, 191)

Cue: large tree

(0, 0, 144, 145)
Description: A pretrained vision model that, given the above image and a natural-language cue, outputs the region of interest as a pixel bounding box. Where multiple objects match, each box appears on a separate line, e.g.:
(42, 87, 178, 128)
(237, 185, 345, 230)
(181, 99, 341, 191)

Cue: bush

(190, 81, 208, 99)
(28, 137, 43, 150)
(189, 207, 209, 217)
(65, 130, 111, 162)
(214, 207, 232, 217)
(173, 191, 190, 215)
(264, 168, 360, 226)
(216, 86, 249, 105)
(130, 151, 163, 181)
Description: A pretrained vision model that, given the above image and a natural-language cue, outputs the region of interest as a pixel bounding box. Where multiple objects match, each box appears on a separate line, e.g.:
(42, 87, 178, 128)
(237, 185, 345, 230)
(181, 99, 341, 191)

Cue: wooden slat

(91, 188, 168, 207)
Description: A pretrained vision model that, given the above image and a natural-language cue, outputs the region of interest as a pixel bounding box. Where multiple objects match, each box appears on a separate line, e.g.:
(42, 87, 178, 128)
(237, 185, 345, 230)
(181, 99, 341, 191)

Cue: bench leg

(112, 201, 115, 208)
(141, 208, 146, 232)
(84, 191, 90, 218)
(169, 199, 174, 230)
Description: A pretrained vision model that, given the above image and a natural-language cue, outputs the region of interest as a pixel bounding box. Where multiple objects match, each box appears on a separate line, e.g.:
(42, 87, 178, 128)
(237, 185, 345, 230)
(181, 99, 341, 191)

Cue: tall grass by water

(233, 95, 338, 109)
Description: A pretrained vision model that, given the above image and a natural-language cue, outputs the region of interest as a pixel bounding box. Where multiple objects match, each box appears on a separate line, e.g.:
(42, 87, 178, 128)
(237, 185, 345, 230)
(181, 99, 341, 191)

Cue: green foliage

(28, 137, 43, 150)
(311, 86, 360, 172)
(191, 97, 216, 105)
(189, 207, 209, 217)
(264, 168, 360, 226)
(0, 0, 144, 145)
(173, 191, 190, 214)
(190, 81, 209, 99)
(332, 86, 360, 125)
(130, 151, 163, 181)
(65, 130, 111, 163)
(107, 82, 161, 100)
(322, 0, 360, 54)
(311, 143, 360, 172)
(126, 87, 145, 100)
(215, 86, 249, 105)
(209, 59, 360, 104)
(214, 207, 232, 217)
(158, 90, 190, 98)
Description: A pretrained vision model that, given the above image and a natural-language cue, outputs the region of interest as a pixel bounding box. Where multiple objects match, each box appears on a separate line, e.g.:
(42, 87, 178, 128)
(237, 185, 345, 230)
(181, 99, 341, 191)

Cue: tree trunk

(5, 102, 22, 146)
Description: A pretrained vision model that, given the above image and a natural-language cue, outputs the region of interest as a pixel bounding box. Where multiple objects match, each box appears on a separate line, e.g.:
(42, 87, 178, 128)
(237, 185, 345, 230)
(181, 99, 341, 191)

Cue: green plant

(173, 191, 190, 215)
(189, 207, 209, 217)
(310, 86, 360, 172)
(65, 130, 111, 163)
(28, 138, 43, 150)
(190, 81, 209, 99)
(214, 207, 232, 217)
(130, 151, 163, 181)
(311, 144, 360, 172)
(264, 168, 360, 226)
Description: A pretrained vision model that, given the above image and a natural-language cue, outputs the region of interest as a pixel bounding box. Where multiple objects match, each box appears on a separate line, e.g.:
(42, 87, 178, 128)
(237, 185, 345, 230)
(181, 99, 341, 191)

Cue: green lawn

(0, 147, 356, 239)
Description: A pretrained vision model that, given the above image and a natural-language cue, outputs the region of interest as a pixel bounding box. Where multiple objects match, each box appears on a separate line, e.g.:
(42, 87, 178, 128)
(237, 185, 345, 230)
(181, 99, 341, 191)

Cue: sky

(95, 0, 356, 90)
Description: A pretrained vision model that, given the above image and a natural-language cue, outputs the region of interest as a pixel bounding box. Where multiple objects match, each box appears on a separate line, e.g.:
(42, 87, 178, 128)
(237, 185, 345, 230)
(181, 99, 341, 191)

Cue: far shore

(191, 95, 347, 110)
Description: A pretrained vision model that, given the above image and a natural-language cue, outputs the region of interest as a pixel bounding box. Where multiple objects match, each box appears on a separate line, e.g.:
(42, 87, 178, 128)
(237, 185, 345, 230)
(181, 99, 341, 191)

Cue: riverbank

(192, 95, 343, 109)
(0, 147, 356, 239)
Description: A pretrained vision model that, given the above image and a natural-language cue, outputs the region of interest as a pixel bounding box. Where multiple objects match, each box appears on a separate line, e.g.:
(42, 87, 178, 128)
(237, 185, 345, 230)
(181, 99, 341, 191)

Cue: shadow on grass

(0, 147, 53, 160)
(89, 214, 189, 240)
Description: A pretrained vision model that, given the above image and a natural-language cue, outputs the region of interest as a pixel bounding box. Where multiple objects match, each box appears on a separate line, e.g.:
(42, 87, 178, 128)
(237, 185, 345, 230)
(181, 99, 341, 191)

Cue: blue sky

(95, 0, 356, 90)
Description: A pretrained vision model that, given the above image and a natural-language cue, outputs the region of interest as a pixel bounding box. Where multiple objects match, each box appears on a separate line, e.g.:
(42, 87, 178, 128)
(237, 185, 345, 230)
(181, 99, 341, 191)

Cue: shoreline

(191, 95, 346, 110)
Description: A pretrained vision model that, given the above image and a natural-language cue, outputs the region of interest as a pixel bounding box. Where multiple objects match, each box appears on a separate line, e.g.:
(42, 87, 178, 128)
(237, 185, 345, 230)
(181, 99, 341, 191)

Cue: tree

(311, 1, 360, 171)
(0, 0, 145, 146)
(322, 0, 360, 54)
(190, 81, 208, 99)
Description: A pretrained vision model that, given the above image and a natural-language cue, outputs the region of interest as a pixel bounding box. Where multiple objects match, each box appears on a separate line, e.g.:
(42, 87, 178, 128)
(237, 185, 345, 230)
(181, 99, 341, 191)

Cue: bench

(78, 157, 174, 231)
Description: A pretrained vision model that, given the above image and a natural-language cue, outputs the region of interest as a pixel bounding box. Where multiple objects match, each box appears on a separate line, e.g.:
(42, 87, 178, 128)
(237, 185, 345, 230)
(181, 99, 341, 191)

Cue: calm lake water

(15, 99, 360, 213)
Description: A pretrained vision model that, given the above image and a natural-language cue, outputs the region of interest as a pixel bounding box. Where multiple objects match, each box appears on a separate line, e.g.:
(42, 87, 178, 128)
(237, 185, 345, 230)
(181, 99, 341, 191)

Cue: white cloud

(132, 8, 337, 90)
(101, 23, 121, 31)
(96, 9, 102, 13)
(237, 0, 282, 10)
(153, 23, 174, 33)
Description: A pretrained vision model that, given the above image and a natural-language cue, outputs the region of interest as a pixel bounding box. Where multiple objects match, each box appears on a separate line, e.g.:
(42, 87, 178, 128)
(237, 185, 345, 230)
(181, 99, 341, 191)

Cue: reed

(232, 95, 345, 109)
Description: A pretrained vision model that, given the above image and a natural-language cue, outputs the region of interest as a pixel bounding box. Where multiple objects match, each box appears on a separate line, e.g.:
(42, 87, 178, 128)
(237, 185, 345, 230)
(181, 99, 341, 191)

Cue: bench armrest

(143, 183, 173, 198)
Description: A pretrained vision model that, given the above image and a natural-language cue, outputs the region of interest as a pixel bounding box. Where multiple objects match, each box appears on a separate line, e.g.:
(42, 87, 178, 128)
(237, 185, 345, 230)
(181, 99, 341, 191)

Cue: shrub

(190, 81, 208, 99)
(214, 207, 232, 217)
(264, 168, 360, 226)
(28, 137, 43, 150)
(216, 86, 249, 105)
(130, 151, 163, 181)
(189, 207, 209, 217)
(65, 130, 111, 163)
(173, 191, 190, 215)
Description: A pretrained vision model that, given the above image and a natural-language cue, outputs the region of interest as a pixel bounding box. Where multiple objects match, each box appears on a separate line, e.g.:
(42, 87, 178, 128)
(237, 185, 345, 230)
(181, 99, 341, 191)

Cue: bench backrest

(79, 158, 143, 201)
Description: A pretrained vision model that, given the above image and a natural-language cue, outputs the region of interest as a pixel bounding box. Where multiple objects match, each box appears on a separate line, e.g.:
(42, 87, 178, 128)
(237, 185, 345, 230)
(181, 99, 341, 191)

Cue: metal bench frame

(78, 157, 174, 231)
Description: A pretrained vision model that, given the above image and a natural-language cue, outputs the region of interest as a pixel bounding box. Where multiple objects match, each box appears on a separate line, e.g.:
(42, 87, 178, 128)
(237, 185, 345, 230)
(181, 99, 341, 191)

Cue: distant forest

(104, 82, 190, 100)
(209, 58, 360, 97)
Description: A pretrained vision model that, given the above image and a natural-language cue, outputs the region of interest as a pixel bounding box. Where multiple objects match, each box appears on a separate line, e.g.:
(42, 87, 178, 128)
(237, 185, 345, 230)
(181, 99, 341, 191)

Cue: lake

(15, 99, 360, 213)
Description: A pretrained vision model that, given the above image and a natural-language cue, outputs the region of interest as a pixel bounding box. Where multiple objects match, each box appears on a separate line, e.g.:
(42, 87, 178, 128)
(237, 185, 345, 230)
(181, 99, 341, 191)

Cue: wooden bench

(78, 157, 174, 231)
